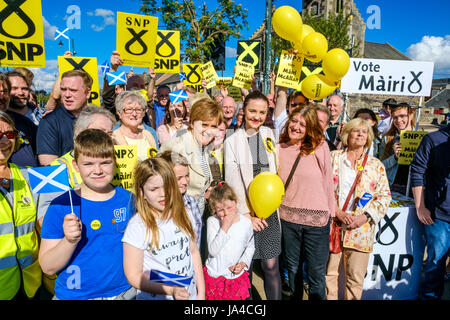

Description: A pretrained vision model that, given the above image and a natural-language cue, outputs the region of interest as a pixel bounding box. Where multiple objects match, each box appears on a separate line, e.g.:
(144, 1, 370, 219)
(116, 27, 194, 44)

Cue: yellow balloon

(248, 172, 285, 219)
(301, 74, 338, 100)
(272, 6, 303, 44)
(322, 48, 350, 81)
(302, 32, 328, 63)
(300, 24, 315, 44)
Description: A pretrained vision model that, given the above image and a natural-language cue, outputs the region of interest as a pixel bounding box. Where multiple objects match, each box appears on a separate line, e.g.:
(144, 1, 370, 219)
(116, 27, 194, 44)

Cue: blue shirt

(410, 124, 450, 223)
(153, 101, 166, 129)
(41, 186, 134, 300)
(36, 106, 76, 157)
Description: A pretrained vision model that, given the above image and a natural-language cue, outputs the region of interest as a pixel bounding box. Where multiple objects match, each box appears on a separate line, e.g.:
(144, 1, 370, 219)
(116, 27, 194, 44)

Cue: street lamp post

(263, 0, 272, 95)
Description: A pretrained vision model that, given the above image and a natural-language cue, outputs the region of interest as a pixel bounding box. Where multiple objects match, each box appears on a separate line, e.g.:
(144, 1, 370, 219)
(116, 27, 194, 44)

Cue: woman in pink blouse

(325, 118, 391, 300)
(278, 105, 335, 300)
(156, 100, 188, 146)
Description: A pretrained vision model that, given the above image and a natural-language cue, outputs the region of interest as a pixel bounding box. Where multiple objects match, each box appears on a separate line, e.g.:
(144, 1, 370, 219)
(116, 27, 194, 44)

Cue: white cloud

(90, 8, 115, 32)
(43, 16, 57, 40)
(28, 60, 59, 92)
(226, 46, 237, 58)
(406, 35, 450, 75)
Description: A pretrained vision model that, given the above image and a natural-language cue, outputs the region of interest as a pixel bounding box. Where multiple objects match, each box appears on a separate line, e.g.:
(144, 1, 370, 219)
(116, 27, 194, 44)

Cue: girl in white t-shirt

(122, 157, 205, 300)
(203, 182, 255, 300)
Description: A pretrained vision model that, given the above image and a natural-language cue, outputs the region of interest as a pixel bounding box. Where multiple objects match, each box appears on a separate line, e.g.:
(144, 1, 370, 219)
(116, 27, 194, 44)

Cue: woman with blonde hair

(379, 103, 416, 193)
(325, 118, 391, 300)
(122, 157, 205, 300)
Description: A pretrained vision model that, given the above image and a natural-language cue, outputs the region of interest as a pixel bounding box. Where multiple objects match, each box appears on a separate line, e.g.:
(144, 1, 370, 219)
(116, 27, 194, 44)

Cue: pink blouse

(278, 141, 335, 227)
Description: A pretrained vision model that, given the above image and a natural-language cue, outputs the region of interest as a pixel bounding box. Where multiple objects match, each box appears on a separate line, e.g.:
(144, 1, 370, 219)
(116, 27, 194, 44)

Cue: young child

(156, 150, 202, 249)
(203, 182, 255, 300)
(122, 157, 205, 300)
(39, 129, 135, 300)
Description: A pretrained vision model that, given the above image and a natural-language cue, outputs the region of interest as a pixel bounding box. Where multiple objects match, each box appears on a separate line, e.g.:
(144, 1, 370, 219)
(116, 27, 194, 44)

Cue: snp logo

(114, 208, 127, 223)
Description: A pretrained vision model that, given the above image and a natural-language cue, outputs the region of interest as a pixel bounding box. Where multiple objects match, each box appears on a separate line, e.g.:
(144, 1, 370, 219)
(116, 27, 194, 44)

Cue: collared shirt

(36, 105, 76, 157)
(326, 113, 344, 143)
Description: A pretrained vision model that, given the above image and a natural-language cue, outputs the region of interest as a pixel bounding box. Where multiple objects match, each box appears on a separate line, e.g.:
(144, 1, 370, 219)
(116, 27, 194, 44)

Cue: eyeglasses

(291, 102, 306, 107)
(0, 131, 18, 139)
(122, 108, 144, 114)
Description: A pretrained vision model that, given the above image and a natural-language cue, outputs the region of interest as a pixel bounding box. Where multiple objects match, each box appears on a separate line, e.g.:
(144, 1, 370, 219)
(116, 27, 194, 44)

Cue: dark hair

(353, 108, 379, 138)
(164, 100, 187, 124)
(6, 71, 30, 88)
(287, 91, 308, 108)
(382, 98, 397, 107)
(243, 91, 269, 110)
(157, 85, 170, 95)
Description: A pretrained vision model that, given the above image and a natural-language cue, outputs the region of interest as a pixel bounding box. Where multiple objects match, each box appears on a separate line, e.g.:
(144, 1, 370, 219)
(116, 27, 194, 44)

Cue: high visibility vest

(0, 163, 42, 299)
(51, 150, 81, 188)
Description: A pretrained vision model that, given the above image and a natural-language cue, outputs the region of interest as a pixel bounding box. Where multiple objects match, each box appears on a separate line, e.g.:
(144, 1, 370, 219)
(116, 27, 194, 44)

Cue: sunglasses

(0, 130, 18, 139)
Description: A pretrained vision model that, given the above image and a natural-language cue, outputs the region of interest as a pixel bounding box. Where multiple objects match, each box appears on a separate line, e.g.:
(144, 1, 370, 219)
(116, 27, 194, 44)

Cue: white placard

(336, 205, 425, 300)
(340, 58, 434, 97)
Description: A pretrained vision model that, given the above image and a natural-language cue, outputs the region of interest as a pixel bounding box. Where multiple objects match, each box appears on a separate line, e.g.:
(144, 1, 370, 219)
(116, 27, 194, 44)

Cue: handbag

(329, 153, 368, 254)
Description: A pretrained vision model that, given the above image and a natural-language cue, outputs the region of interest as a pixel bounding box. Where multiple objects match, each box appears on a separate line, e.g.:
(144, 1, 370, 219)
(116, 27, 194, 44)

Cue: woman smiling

(278, 105, 334, 300)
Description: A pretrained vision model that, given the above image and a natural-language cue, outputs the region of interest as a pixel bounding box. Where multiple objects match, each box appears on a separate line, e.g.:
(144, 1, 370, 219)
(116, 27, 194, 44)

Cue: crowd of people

(0, 49, 448, 301)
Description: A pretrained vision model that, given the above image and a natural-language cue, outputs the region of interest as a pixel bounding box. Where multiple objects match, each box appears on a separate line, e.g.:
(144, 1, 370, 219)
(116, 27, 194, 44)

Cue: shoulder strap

(342, 153, 368, 211)
(284, 152, 301, 191)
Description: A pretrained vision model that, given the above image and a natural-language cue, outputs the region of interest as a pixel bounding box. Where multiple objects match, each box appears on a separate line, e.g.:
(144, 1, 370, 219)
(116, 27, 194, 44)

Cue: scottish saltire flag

(179, 72, 187, 81)
(54, 27, 69, 40)
(27, 165, 70, 194)
(107, 71, 127, 85)
(100, 60, 110, 77)
(169, 89, 188, 104)
(274, 57, 279, 65)
(149, 270, 192, 287)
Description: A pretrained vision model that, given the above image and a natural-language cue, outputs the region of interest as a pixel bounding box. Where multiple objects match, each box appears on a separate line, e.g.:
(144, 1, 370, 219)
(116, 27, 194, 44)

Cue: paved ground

(250, 258, 450, 300)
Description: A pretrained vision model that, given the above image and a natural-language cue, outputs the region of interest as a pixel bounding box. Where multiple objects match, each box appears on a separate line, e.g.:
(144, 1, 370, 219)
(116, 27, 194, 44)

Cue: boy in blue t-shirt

(39, 129, 135, 300)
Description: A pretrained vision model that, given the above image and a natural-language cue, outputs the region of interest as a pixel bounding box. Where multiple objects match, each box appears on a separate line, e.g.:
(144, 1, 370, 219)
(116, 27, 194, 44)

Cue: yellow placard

(183, 63, 203, 92)
(199, 61, 218, 89)
(58, 56, 101, 106)
(398, 130, 427, 165)
(227, 86, 242, 102)
(154, 30, 180, 73)
(232, 60, 254, 90)
(0, 0, 45, 68)
(116, 12, 158, 68)
(275, 50, 304, 90)
(299, 65, 323, 88)
(112, 145, 138, 192)
(216, 77, 233, 88)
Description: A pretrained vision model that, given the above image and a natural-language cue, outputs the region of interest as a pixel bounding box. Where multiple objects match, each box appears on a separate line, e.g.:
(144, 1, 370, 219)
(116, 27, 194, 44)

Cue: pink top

(278, 140, 335, 227)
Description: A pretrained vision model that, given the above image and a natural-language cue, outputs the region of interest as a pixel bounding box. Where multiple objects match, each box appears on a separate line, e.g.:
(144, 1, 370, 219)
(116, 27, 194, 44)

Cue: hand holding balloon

(248, 172, 285, 220)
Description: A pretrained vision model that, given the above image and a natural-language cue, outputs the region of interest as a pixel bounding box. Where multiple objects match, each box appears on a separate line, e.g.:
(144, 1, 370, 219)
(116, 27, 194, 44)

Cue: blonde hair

(341, 118, 374, 149)
(134, 157, 195, 250)
(73, 128, 115, 161)
(208, 182, 238, 215)
(188, 98, 224, 130)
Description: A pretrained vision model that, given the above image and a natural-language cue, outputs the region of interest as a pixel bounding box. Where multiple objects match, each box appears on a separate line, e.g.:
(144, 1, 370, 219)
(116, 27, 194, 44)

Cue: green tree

(139, 0, 249, 63)
(302, 10, 361, 57)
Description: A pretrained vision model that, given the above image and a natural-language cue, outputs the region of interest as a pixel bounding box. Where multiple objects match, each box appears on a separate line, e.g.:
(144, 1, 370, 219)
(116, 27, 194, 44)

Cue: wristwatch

(364, 212, 373, 224)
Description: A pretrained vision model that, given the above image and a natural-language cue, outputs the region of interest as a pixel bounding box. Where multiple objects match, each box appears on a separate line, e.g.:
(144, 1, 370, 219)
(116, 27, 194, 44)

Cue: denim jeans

(281, 219, 330, 300)
(420, 218, 450, 300)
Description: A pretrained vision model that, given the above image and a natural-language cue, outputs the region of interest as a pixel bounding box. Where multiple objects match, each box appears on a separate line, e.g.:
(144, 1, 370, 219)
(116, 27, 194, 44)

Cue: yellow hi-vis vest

(0, 163, 42, 299)
(51, 150, 81, 188)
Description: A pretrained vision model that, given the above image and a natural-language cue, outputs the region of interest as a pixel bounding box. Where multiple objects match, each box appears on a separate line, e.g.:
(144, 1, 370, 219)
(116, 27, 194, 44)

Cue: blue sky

(26, 0, 450, 92)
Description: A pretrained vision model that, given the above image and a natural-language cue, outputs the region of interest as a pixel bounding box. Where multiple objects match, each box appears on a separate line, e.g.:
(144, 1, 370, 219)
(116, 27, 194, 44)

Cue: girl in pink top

(278, 105, 334, 300)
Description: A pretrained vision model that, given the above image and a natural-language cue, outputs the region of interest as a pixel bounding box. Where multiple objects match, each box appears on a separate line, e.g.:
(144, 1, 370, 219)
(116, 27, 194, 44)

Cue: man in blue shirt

(39, 129, 135, 300)
(410, 124, 450, 300)
(153, 85, 171, 128)
(36, 70, 92, 166)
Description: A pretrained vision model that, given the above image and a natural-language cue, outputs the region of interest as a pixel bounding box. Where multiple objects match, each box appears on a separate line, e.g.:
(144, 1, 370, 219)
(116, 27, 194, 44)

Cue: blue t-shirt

(153, 101, 166, 129)
(41, 186, 134, 300)
(36, 106, 76, 157)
